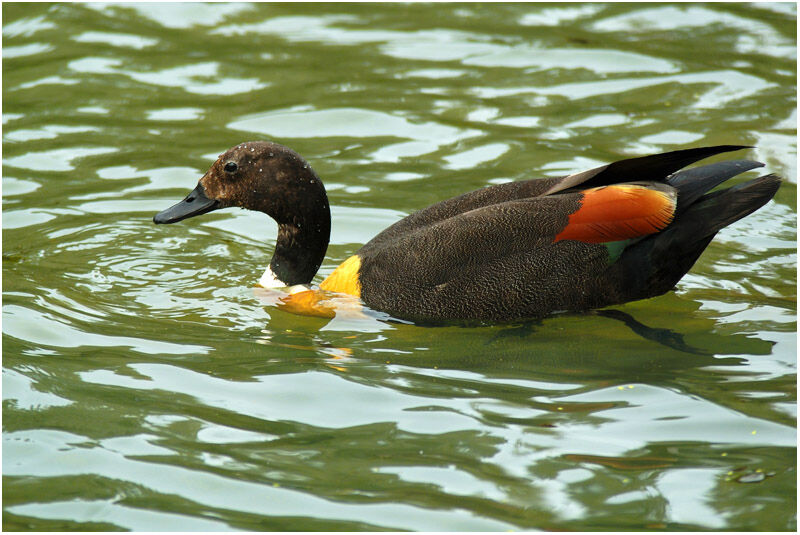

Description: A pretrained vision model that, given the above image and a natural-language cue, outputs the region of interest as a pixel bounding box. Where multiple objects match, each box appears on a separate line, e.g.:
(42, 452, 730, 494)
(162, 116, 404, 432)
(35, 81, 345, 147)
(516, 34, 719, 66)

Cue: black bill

(153, 183, 220, 224)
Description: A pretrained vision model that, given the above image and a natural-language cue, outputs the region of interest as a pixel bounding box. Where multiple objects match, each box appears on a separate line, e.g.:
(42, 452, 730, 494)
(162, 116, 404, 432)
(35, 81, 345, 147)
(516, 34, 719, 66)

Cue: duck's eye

(224, 161, 238, 174)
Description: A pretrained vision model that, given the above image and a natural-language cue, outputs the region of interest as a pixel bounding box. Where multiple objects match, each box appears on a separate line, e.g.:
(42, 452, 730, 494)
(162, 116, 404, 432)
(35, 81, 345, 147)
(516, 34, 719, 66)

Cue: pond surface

(3, 2, 796, 531)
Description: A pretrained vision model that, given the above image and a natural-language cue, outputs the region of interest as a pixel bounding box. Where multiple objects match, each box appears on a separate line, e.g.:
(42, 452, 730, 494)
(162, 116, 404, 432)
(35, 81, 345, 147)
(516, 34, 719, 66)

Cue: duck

(153, 142, 780, 323)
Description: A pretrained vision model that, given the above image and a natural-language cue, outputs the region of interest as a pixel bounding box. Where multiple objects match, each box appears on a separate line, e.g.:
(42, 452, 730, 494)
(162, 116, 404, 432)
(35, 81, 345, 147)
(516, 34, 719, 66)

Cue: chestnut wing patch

(555, 184, 677, 243)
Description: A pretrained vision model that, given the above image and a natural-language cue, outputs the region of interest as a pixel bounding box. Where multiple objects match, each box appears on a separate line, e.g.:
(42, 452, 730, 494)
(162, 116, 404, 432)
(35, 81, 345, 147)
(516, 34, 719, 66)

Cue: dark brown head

(154, 141, 331, 286)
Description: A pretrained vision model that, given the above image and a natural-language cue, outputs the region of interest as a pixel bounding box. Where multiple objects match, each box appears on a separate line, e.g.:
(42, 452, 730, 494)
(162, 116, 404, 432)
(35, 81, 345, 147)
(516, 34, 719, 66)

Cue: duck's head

(154, 141, 331, 287)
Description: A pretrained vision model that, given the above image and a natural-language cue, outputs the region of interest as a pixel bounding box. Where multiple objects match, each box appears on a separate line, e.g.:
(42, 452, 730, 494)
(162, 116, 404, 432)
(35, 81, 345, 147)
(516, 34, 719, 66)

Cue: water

(3, 2, 796, 531)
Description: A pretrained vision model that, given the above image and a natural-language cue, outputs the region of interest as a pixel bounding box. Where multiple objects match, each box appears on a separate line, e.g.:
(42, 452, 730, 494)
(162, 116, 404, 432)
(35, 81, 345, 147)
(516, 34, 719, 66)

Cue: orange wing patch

(320, 255, 362, 297)
(555, 184, 676, 243)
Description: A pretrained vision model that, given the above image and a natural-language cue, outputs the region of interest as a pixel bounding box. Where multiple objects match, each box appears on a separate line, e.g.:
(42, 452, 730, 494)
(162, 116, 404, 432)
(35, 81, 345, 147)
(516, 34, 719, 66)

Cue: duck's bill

(153, 183, 220, 224)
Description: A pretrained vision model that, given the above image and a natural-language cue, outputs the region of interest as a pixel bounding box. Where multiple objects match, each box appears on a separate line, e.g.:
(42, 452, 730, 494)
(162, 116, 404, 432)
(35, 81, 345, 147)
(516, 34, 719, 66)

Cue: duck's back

(360, 175, 562, 253)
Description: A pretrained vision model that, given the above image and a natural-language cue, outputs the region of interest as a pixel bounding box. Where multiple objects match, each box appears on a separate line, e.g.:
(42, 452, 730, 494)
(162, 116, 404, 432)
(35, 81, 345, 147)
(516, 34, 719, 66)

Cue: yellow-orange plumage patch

(555, 184, 676, 243)
(319, 255, 362, 297)
(277, 289, 337, 318)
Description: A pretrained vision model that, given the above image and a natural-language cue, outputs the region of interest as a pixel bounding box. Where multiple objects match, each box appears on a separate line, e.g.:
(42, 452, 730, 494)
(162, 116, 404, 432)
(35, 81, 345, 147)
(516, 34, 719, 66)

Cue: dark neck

(268, 204, 331, 286)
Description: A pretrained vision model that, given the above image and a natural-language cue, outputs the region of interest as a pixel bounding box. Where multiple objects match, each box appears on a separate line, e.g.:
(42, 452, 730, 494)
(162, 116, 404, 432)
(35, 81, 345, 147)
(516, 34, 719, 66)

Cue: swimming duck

(154, 142, 780, 323)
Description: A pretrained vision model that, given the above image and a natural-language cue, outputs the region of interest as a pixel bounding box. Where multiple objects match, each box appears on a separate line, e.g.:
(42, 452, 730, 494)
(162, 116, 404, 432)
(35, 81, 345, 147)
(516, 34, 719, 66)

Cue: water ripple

(2, 2, 795, 531)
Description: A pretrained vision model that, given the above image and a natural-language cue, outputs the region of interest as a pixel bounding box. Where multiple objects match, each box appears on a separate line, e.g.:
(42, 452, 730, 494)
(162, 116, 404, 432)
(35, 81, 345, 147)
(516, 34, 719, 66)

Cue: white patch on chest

(257, 266, 309, 294)
(258, 266, 287, 288)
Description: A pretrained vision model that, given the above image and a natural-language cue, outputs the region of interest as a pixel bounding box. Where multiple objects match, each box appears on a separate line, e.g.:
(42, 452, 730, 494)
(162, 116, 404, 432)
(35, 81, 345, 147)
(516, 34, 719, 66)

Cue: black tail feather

(592, 145, 753, 188)
(667, 160, 765, 212)
(684, 174, 781, 238)
(546, 145, 751, 195)
(621, 173, 780, 298)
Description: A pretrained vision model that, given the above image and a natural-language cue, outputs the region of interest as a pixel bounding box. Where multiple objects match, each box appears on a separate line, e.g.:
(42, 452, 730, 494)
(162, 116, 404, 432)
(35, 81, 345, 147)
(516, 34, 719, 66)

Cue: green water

(3, 2, 796, 531)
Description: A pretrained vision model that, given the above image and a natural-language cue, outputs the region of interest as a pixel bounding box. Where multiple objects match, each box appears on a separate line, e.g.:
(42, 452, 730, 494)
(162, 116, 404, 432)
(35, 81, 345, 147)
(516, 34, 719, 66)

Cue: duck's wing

(364, 145, 749, 251)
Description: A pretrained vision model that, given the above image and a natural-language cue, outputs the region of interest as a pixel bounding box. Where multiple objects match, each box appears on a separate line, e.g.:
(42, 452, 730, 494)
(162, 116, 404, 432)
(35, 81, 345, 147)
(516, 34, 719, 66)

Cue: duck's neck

(261, 198, 331, 288)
